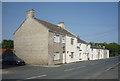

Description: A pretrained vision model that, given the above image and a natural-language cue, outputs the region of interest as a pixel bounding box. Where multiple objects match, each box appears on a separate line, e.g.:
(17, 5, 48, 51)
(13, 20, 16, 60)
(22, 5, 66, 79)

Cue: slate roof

(91, 45, 106, 49)
(34, 18, 76, 37)
(77, 37, 88, 44)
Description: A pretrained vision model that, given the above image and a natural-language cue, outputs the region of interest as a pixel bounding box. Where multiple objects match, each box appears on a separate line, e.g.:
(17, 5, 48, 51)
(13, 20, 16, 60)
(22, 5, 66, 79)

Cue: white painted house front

(65, 35, 78, 63)
(90, 45, 109, 60)
(77, 37, 91, 61)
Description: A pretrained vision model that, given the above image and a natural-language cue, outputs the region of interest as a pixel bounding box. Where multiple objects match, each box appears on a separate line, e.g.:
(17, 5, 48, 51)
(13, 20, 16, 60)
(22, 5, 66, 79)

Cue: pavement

(1, 56, 119, 80)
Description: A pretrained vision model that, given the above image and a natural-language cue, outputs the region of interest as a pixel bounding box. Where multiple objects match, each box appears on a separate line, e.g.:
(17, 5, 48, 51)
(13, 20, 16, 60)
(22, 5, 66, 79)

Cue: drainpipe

(65, 35, 67, 64)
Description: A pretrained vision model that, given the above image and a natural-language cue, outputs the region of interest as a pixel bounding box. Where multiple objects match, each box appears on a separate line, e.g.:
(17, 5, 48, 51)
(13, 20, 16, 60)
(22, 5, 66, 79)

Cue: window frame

(61, 35, 65, 43)
(53, 52, 60, 61)
(54, 33, 60, 43)
(71, 38, 74, 45)
(70, 52, 74, 58)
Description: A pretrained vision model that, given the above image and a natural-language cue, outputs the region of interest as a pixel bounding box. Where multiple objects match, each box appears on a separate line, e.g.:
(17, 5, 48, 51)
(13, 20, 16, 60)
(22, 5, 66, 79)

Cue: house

(77, 37, 91, 61)
(65, 35, 78, 63)
(101, 46, 109, 59)
(14, 9, 109, 65)
(14, 9, 78, 65)
(90, 45, 109, 60)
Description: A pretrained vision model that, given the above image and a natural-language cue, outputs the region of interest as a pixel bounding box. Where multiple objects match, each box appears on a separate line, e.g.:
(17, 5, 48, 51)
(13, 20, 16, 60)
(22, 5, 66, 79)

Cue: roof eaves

(13, 19, 26, 35)
(34, 17, 76, 38)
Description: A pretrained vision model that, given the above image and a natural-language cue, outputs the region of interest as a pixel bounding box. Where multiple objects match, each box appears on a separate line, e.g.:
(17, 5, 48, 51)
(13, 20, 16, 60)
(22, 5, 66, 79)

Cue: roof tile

(34, 18, 76, 37)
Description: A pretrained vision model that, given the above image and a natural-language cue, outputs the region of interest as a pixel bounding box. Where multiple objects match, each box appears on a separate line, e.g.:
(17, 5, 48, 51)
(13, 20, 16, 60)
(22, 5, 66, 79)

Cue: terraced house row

(14, 9, 109, 65)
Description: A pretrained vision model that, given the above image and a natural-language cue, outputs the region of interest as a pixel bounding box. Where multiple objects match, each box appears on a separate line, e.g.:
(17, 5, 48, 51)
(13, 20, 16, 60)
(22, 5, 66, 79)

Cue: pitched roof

(77, 37, 87, 44)
(34, 18, 76, 37)
(91, 45, 106, 49)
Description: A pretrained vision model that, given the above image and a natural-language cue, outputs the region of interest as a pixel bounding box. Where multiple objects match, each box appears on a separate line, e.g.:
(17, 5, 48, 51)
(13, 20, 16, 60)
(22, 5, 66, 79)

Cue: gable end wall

(14, 18, 49, 65)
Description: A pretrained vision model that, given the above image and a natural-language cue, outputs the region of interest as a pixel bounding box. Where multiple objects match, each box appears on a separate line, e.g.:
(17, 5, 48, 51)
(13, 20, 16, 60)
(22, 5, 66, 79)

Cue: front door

(62, 53, 65, 64)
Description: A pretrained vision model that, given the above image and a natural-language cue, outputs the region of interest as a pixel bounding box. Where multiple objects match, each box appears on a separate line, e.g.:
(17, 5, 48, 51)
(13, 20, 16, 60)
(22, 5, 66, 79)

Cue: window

(77, 46, 80, 49)
(63, 46, 65, 53)
(53, 52, 60, 60)
(71, 38, 74, 45)
(54, 34, 60, 43)
(79, 49, 82, 51)
(61, 35, 65, 43)
(79, 53, 82, 60)
(70, 52, 74, 58)
(79, 44, 81, 48)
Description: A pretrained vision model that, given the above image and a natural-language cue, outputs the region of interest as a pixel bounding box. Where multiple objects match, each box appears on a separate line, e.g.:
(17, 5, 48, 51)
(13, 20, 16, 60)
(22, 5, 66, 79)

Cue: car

(2, 56, 25, 66)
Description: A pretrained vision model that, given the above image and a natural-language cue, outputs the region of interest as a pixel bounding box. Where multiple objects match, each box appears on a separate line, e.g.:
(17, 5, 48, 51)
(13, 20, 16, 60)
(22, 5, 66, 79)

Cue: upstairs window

(77, 46, 80, 49)
(71, 38, 74, 45)
(61, 35, 65, 43)
(54, 34, 60, 43)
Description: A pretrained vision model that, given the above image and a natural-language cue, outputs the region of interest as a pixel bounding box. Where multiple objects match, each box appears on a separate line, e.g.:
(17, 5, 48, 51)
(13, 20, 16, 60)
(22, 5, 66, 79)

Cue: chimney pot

(58, 22, 65, 29)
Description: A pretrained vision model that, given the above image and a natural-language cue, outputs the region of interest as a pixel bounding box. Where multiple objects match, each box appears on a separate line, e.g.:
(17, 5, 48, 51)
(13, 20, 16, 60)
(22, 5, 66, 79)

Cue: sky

(2, 2, 118, 43)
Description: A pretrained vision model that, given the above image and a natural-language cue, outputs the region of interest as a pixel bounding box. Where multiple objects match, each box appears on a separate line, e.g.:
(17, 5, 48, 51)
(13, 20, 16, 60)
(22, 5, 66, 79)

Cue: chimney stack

(26, 9, 35, 19)
(103, 46, 105, 49)
(99, 45, 101, 47)
(58, 22, 65, 29)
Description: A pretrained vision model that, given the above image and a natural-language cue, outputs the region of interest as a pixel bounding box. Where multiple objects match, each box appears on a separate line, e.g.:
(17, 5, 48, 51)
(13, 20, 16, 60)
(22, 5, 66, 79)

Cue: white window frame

(61, 35, 65, 43)
(79, 53, 82, 60)
(53, 52, 60, 60)
(54, 34, 60, 43)
(70, 52, 74, 58)
(71, 38, 74, 45)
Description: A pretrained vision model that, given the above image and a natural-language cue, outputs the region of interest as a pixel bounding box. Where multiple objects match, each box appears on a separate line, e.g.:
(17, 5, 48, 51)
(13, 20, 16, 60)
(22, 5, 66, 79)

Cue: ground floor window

(79, 53, 82, 60)
(70, 52, 74, 58)
(53, 52, 60, 60)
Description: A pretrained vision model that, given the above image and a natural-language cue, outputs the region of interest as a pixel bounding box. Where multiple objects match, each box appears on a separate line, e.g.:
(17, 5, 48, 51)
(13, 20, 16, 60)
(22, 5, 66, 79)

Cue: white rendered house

(77, 37, 89, 61)
(64, 35, 78, 63)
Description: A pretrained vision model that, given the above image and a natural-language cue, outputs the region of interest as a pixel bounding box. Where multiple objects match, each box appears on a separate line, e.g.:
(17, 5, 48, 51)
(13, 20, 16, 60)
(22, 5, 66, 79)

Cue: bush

(2, 40, 14, 49)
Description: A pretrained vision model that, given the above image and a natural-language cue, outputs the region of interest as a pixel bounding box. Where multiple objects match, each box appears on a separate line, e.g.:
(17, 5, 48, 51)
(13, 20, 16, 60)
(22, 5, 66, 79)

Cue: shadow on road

(2, 64, 19, 69)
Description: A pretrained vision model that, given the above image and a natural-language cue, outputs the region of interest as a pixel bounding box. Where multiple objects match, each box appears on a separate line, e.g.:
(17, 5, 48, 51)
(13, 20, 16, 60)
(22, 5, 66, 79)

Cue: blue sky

(2, 2, 118, 43)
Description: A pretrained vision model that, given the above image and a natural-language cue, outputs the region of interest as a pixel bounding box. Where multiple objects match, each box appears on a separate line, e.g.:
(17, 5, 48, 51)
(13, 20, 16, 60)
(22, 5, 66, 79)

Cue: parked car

(2, 56, 25, 66)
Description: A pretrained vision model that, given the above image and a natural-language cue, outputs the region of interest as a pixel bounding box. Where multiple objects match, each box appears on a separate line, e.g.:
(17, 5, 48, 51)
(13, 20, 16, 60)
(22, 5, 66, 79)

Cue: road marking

(105, 62, 120, 71)
(64, 66, 85, 72)
(25, 74, 47, 79)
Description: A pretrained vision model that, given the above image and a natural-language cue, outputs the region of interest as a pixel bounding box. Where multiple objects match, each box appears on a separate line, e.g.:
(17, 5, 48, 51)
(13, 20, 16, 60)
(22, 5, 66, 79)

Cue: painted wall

(77, 43, 90, 61)
(65, 35, 78, 63)
(79, 43, 86, 61)
(107, 50, 109, 58)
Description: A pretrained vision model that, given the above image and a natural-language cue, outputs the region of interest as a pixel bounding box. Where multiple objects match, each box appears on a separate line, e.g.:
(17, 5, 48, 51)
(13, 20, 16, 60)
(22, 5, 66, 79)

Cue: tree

(2, 40, 14, 49)
(0, 42, 1, 49)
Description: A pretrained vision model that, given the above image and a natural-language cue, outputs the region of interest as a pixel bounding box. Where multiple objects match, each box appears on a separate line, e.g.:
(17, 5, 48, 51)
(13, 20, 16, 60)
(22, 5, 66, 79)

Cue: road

(2, 56, 119, 80)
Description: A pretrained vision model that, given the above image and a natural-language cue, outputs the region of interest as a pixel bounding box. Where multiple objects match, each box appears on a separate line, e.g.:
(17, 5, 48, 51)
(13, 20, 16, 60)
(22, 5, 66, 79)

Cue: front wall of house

(81, 44, 87, 61)
(48, 32, 65, 65)
(89, 48, 93, 60)
(107, 50, 109, 58)
(14, 18, 49, 65)
(100, 50, 102, 59)
(65, 35, 78, 63)
(86, 45, 91, 60)
(92, 49, 98, 60)
(90, 48, 96, 60)
(77, 43, 81, 61)
(77, 43, 91, 61)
